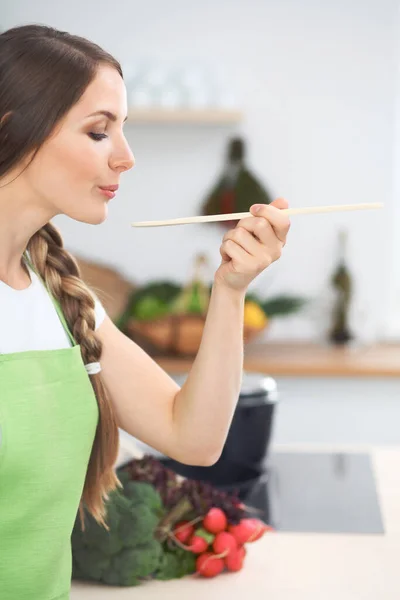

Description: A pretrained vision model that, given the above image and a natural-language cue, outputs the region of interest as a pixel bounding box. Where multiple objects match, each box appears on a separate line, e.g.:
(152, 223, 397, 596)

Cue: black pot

(223, 373, 278, 469)
(160, 456, 263, 499)
(167, 372, 278, 490)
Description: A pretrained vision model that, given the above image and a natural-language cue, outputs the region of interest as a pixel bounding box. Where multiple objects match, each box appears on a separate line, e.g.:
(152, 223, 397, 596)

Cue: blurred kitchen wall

(2, 0, 399, 342)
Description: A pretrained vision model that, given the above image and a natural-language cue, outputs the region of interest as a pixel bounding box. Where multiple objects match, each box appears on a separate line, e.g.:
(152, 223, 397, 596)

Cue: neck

(0, 182, 56, 283)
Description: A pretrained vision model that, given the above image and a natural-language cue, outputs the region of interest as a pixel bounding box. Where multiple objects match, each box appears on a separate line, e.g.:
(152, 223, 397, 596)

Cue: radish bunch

(172, 507, 273, 578)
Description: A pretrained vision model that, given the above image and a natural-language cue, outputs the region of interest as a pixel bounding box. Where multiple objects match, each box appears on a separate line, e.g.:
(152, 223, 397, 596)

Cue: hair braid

(27, 222, 122, 531)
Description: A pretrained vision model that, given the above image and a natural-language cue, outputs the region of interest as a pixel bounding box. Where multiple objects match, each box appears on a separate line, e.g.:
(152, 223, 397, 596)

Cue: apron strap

(23, 252, 77, 347)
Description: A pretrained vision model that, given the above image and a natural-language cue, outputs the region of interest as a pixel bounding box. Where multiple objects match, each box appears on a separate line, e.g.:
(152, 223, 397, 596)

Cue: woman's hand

(214, 197, 290, 292)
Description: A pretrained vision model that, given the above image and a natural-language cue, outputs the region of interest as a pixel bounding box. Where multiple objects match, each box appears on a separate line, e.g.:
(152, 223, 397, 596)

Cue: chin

(90, 210, 108, 225)
(70, 208, 108, 225)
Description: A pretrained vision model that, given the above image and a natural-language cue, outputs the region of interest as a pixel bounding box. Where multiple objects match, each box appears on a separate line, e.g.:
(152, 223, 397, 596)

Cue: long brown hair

(0, 24, 124, 530)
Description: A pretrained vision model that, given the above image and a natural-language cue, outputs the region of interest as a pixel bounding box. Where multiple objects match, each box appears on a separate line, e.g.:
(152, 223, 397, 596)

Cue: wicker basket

(126, 314, 267, 357)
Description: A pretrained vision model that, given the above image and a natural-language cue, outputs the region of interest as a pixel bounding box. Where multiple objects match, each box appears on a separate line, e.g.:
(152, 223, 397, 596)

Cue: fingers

(234, 215, 276, 247)
(216, 198, 290, 290)
(249, 199, 291, 245)
(222, 225, 261, 257)
(219, 198, 290, 274)
(220, 223, 281, 270)
(219, 238, 265, 273)
(229, 214, 283, 259)
(270, 197, 289, 210)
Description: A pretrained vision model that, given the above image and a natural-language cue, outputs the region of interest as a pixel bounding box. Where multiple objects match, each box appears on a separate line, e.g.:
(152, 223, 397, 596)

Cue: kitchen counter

(154, 342, 400, 377)
(71, 444, 400, 600)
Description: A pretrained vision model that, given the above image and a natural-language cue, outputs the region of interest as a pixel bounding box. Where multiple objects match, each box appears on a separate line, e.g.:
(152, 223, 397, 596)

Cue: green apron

(0, 256, 99, 600)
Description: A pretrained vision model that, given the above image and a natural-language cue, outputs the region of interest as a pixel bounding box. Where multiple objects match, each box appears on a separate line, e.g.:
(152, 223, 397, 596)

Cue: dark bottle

(329, 229, 354, 345)
(201, 137, 273, 228)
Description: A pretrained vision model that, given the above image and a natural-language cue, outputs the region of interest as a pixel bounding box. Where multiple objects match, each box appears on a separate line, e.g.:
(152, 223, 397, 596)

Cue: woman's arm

(96, 200, 290, 465)
(170, 281, 244, 464)
(97, 281, 244, 466)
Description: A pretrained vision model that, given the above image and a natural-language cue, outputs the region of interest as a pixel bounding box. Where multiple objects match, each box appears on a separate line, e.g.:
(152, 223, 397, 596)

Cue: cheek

(28, 135, 105, 202)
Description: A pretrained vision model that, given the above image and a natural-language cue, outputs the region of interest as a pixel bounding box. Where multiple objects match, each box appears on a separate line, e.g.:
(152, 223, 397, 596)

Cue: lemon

(244, 301, 269, 328)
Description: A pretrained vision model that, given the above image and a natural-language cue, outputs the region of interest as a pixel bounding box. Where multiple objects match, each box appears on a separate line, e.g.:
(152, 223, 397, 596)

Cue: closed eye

(88, 132, 108, 141)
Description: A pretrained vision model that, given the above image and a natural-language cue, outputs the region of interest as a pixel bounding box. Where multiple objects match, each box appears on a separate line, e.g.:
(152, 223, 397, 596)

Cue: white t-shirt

(0, 261, 106, 354)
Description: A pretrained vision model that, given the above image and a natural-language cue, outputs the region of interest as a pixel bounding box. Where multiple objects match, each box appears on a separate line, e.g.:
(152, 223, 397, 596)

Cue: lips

(99, 184, 119, 192)
(98, 184, 119, 200)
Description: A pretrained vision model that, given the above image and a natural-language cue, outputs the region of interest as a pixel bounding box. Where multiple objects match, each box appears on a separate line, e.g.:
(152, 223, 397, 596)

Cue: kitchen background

(3, 0, 399, 344)
(3, 1, 400, 598)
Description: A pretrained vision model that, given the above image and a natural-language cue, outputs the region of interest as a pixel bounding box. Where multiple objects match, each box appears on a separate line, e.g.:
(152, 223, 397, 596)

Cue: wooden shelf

(155, 342, 400, 378)
(127, 108, 243, 124)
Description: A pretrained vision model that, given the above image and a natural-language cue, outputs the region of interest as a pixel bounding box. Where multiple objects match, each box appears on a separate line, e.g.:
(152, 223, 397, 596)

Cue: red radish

(173, 520, 194, 544)
(203, 508, 227, 534)
(228, 518, 268, 544)
(225, 546, 246, 572)
(212, 531, 237, 556)
(247, 519, 273, 542)
(228, 519, 254, 545)
(196, 552, 225, 578)
(188, 535, 208, 554)
(246, 518, 272, 542)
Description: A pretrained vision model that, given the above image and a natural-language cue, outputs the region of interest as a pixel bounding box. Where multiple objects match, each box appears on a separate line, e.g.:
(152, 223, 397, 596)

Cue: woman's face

(21, 65, 135, 224)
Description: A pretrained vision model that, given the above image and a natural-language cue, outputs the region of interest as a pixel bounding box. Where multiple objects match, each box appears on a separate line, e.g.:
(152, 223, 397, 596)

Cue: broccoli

(123, 481, 164, 516)
(118, 503, 160, 546)
(102, 540, 163, 586)
(71, 477, 198, 587)
(71, 481, 165, 586)
(155, 546, 197, 580)
(72, 546, 111, 581)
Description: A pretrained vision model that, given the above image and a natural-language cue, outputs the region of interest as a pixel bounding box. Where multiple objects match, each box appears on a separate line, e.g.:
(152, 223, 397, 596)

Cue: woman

(0, 24, 290, 600)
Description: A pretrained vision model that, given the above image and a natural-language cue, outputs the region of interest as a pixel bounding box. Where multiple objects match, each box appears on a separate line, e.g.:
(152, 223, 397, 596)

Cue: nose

(110, 138, 135, 173)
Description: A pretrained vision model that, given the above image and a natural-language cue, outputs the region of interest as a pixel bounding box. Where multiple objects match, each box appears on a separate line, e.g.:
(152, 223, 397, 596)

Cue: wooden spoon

(131, 202, 383, 228)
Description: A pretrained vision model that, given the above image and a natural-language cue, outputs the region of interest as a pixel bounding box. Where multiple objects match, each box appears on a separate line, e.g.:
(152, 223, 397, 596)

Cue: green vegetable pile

(71, 456, 273, 587)
(71, 456, 245, 587)
(71, 473, 197, 586)
(72, 482, 159, 585)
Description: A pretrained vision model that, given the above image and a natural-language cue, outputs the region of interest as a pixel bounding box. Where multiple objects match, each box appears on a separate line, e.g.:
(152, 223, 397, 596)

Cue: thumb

(270, 197, 289, 210)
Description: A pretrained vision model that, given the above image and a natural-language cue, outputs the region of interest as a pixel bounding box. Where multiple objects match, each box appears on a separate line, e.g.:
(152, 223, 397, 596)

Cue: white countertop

(71, 443, 400, 600)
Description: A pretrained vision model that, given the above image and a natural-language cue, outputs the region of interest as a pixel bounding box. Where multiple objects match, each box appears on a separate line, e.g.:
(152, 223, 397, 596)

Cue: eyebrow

(87, 110, 128, 123)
